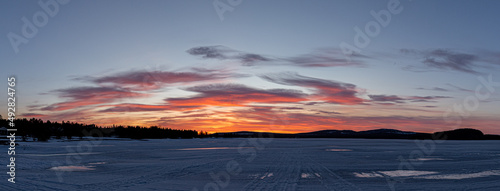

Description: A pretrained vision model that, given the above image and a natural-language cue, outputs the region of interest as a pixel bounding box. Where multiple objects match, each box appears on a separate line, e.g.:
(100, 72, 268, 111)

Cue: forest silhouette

(0, 115, 204, 142)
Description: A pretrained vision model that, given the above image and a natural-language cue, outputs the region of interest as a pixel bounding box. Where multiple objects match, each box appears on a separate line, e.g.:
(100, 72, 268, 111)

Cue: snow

(49, 166, 96, 172)
(174, 147, 240, 151)
(1, 138, 500, 190)
(325, 148, 352, 152)
(415, 170, 500, 180)
(354, 170, 438, 178)
(409, 157, 449, 161)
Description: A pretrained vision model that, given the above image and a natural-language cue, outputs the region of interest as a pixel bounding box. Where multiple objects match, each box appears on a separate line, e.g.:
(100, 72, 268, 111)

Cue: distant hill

(212, 128, 500, 140)
(433, 128, 485, 140)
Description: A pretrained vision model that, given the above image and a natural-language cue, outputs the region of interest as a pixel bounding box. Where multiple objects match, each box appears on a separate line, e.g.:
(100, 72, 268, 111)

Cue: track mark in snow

(242, 150, 301, 191)
(305, 156, 362, 191)
(260, 172, 274, 179)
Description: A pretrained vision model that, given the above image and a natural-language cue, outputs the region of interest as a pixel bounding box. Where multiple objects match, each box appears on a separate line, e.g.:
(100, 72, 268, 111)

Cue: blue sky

(1, 0, 499, 134)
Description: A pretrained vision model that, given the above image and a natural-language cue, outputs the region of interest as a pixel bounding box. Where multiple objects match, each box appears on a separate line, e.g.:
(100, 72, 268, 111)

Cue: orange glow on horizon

(33, 112, 500, 135)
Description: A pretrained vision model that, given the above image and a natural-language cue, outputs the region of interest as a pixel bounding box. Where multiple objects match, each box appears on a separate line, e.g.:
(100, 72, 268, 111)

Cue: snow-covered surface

(49, 165, 96, 172)
(325, 148, 353, 152)
(353, 170, 438, 178)
(1, 138, 500, 190)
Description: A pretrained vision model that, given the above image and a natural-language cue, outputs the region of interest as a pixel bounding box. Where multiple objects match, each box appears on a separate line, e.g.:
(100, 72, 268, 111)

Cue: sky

(1, 0, 499, 134)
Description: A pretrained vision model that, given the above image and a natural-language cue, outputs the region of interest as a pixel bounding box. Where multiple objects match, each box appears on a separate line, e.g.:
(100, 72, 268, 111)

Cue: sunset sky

(1, 0, 499, 134)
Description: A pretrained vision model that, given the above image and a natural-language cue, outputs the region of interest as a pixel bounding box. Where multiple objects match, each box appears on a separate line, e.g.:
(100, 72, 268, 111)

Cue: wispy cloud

(408, 96, 452, 102)
(312, 110, 342, 115)
(20, 113, 48, 118)
(416, 87, 450, 92)
(39, 87, 148, 111)
(260, 72, 364, 105)
(446, 83, 474, 93)
(77, 68, 241, 91)
(286, 48, 366, 67)
(187, 46, 365, 67)
(401, 49, 482, 74)
(98, 103, 201, 112)
(39, 67, 251, 112)
(369, 94, 451, 104)
(40, 108, 100, 123)
(187, 46, 272, 66)
(165, 83, 308, 107)
(368, 95, 406, 103)
(186, 46, 229, 59)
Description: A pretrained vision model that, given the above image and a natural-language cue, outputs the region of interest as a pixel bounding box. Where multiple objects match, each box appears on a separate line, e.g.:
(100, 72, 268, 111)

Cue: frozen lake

(2, 138, 500, 190)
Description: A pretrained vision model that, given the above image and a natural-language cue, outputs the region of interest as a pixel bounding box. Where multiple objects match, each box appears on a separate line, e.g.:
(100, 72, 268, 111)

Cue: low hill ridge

(213, 128, 500, 140)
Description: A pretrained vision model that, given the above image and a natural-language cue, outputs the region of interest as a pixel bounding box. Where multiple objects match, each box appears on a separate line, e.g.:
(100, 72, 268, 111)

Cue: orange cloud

(40, 87, 148, 111)
(86, 68, 242, 91)
(99, 103, 201, 112)
(165, 84, 308, 107)
(260, 73, 365, 105)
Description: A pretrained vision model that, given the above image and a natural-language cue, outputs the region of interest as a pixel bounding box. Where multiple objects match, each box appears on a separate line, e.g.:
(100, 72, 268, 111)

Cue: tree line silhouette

(0, 116, 206, 141)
